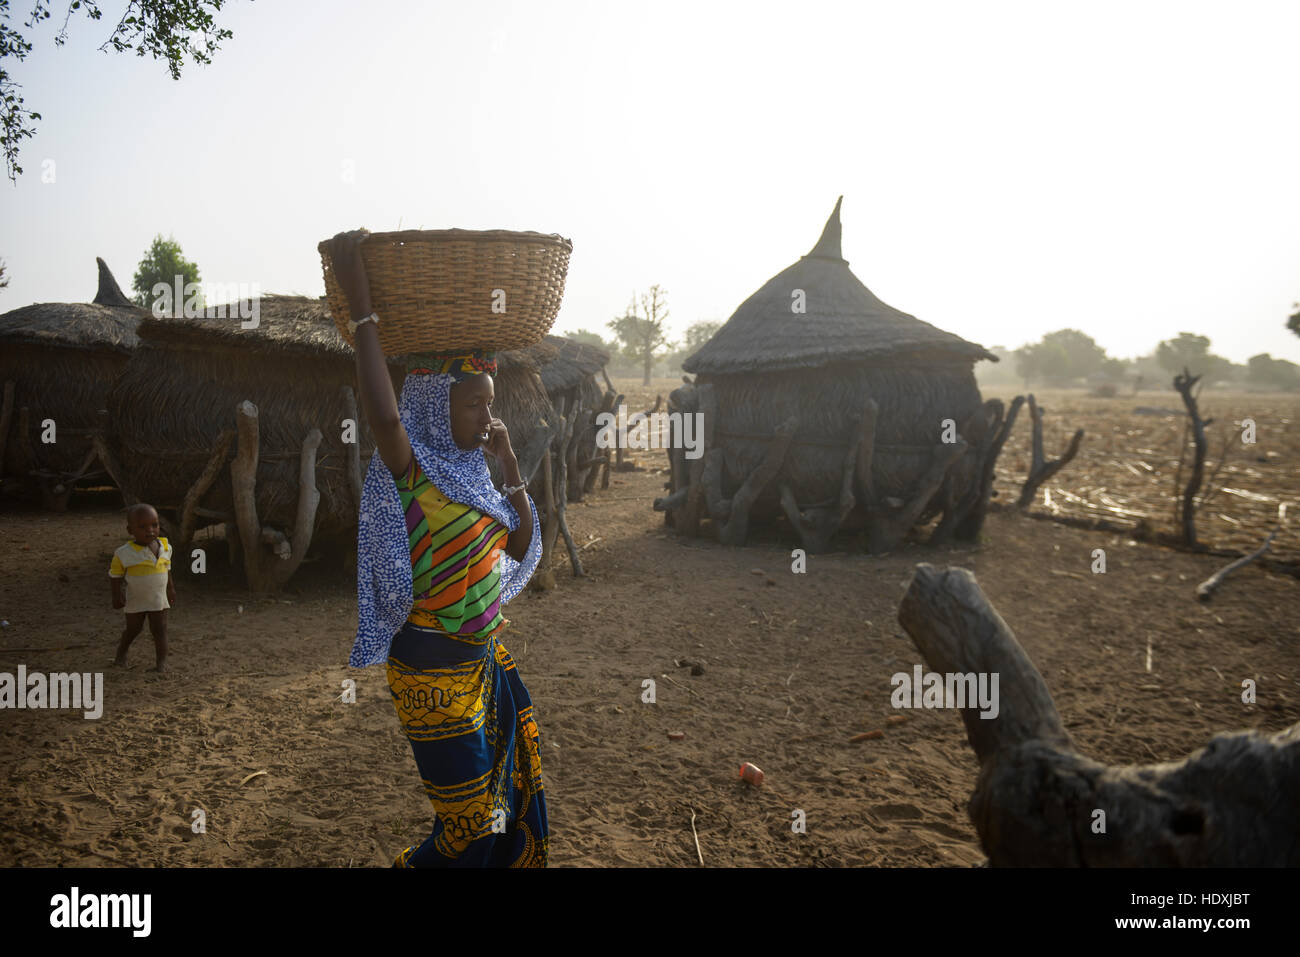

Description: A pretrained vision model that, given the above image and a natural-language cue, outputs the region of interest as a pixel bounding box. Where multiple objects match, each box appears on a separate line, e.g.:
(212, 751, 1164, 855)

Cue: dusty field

(983, 387, 1299, 563)
(1, 376, 1297, 867)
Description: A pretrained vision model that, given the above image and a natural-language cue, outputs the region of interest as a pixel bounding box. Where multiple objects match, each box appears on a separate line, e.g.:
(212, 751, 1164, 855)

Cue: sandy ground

(2, 381, 1298, 867)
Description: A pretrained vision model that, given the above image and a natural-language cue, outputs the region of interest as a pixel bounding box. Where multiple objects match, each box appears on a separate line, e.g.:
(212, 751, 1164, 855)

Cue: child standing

(109, 503, 175, 672)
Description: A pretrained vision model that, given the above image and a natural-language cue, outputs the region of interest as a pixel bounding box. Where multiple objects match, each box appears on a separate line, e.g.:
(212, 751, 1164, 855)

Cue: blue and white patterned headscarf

(348, 369, 541, 668)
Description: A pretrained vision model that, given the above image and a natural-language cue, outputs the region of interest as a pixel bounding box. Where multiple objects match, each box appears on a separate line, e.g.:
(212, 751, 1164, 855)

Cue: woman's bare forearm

(354, 322, 412, 473)
(500, 454, 533, 560)
(327, 229, 412, 476)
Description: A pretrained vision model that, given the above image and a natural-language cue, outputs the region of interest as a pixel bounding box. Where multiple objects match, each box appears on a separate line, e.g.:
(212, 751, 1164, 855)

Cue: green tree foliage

(1247, 353, 1300, 390)
(682, 319, 721, 353)
(1154, 332, 1234, 383)
(564, 328, 611, 350)
(1, 0, 240, 182)
(132, 234, 201, 312)
(0, 256, 8, 290)
(1013, 329, 1110, 384)
(607, 285, 673, 386)
(1288, 304, 1299, 339)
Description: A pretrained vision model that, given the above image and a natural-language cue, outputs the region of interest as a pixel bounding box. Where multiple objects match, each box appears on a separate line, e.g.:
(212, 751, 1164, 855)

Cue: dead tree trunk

(719, 416, 796, 546)
(1173, 368, 1211, 548)
(552, 397, 584, 577)
(231, 400, 322, 592)
(954, 395, 1023, 541)
(677, 383, 715, 538)
(1017, 394, 1084, 508)
(898, 563, 1300, 866)
(865, 439, 967, 554)
(530, 447, 559, 591)
(91, 410, 136, 506)
(779, 402, 872, 553)
(178, 428, 235, 547)
(341, 385, 364, 517)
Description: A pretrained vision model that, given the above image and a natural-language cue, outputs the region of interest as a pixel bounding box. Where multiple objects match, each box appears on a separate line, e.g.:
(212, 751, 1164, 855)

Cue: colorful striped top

(395, 456, 509, 637)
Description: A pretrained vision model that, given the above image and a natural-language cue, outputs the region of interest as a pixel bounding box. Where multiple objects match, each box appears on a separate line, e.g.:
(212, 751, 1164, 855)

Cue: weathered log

(231, 400, 322, 591)
(1172, 369, 1211, 547)
(718, 415, 797, 546)
(652, 486, 689, 512)
(553, 400, 584, 577)
(931, 402, 998, 546)
(91, 410, 136, 506)
(898, 563, 1300, 866)
(530, 447, 559, 591)
(779, 407, 867, 553)
(701, 447, 731, 521)
(1196, 524, 1278, 601)
(178, 428, 235, 546)
(866, 440, 967, 554)
(678, 383, 715, 538)
(341, 385, 364, 516)
(1017, 394, 1084, 508)
(955, 395, 1023, 541)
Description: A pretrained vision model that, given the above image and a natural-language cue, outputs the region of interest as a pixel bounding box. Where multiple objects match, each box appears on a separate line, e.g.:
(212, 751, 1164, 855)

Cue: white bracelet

(348, 312, 379, 335)
(502, 480, 527, 495)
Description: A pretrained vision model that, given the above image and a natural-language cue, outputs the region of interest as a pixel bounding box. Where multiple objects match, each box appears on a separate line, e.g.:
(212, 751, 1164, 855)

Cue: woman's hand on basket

(327, 228, 374, 322)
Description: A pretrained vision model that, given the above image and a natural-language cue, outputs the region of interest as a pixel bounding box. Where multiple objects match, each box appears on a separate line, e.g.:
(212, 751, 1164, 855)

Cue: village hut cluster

(0, 261, 612, 592)
(0, 259, 143, 510)
(657, 198, 1023, 554)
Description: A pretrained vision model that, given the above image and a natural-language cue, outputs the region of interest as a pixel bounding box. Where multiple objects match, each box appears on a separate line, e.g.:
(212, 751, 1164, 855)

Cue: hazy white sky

(2, 0, 1298, 364)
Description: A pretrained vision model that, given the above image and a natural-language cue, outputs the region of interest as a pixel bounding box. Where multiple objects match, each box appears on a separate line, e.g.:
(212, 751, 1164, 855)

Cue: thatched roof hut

(105, 294, 553, 589)
(662, 198, 1011, 553)
(0, 259, 145, 506)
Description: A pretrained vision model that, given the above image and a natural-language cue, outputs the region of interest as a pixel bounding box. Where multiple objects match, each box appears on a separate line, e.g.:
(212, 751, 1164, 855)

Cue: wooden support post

(1016, 394, 1084, 509)
(866, 439, 967, 554)
(92, 410, 136, 506)
(553, 400, 584, 577)
(1172, 369, 1211, 547)
(930, 402, 998, 546)
(530, 447, 560, 591)
(231, 401, 322, 591)
(178, 428, 235, 546)
(955, 395, 1023, 541)
(701, 447, 731, 521)
(718, 415, 796, 546)
(678, 383, 714, 537)
(341, 385, 363, 516)
(899, 563, 1300, 866)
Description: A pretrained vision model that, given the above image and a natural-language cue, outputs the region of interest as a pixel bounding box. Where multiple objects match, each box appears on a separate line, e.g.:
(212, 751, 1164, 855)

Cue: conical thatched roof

(683, 197, 996, 375)
(531, 334, 610, 393)
(0, 259, 144, 352)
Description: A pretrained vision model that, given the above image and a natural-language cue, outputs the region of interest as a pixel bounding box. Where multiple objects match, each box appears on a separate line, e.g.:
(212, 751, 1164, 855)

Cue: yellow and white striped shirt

(109, 538, 173, 613)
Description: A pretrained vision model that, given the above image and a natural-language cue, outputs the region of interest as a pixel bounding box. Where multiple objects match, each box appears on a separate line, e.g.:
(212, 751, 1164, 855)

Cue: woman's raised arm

(326, 230, 413, 477)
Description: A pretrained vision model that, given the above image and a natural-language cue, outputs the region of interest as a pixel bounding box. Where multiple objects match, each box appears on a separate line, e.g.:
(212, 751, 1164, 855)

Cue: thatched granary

(104, 294, 553, 590)
(531, 334, 611, 500)
(0, 259, 144, 507)
(658, 198, 1014, 553)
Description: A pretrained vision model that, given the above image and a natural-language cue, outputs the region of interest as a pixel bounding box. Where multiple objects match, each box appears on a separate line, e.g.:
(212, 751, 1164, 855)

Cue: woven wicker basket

(318, 228, 573, 354)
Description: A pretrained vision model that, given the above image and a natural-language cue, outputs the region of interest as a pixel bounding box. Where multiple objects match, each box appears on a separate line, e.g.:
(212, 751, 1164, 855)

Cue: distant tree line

(976, 327, 1300, 392)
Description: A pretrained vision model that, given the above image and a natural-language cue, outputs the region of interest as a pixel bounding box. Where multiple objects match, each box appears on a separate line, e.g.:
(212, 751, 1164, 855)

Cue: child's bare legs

(146, 610, 167, 672)
(115, 612, 146, 665)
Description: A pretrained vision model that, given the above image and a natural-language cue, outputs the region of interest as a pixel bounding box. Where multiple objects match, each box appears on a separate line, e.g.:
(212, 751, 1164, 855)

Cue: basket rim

(317, 228, 572, 255)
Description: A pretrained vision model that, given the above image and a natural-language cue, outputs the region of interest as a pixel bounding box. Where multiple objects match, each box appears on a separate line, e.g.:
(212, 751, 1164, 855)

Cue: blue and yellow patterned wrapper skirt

(386, 621, 548, 867)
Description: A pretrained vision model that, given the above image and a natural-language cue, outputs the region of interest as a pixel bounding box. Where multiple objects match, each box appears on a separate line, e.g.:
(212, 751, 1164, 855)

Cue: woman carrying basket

(327, 229, 547, 867)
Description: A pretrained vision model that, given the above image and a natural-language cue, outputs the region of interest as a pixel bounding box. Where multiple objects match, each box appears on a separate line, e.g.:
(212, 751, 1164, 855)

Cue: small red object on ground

(739, 762, 764, 786)
(667, 731, 685, 741)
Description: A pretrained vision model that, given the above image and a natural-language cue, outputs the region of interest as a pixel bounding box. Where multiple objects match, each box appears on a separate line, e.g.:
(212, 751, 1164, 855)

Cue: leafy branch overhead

(0, 0, 241, 182)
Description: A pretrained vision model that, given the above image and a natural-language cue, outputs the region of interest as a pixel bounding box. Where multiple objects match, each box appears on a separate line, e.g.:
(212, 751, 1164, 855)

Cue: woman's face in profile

(448, 375, 495, 450)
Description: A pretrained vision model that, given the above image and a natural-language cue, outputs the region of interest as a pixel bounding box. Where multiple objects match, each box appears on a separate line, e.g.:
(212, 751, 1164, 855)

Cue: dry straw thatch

(664, 198, 1004, 552)
(106, 292, 554, 577)
(0, 259, 145, 501)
